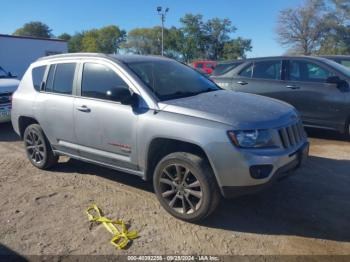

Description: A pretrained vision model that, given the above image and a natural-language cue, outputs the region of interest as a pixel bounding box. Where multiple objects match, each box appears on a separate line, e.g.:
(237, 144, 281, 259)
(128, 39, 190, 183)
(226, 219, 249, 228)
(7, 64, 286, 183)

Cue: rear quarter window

(32, 66, 47, 91)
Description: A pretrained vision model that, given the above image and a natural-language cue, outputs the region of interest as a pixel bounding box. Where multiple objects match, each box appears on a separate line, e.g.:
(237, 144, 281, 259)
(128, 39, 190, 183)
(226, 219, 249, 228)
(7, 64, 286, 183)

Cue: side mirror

(326, 76, 348, 89)
(8, 72, 17, 78)
(106, 87, 133, 105)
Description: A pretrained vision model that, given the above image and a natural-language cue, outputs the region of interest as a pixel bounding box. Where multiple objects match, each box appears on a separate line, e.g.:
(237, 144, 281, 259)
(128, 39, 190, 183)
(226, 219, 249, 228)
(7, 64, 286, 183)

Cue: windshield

(322, 58, 350, 78)
(126, 60, 220, 101)
(0, 66, 9, 78)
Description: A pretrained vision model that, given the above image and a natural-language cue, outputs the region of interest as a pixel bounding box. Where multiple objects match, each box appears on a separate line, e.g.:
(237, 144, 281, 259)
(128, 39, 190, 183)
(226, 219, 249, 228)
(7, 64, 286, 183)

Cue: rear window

(32, 66, 46, 91)
(195, 63, 204, 69)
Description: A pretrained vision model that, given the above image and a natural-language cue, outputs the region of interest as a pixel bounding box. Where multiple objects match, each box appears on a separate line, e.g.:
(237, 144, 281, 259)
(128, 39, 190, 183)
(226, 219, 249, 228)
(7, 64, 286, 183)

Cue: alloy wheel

(159, 164, 202, 214)
(25, 129, 45, 164)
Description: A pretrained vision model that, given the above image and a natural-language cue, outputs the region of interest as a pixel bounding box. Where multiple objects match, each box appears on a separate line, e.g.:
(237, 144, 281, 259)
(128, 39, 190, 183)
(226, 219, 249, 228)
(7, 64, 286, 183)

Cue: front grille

(278, 121, 306, 148)
(0, 92, 11, 105)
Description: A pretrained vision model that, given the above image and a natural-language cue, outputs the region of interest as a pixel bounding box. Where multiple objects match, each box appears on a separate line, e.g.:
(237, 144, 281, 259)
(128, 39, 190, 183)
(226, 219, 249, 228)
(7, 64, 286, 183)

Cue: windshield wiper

(161, 88, 218, 101)
(160, 91, 201, 100)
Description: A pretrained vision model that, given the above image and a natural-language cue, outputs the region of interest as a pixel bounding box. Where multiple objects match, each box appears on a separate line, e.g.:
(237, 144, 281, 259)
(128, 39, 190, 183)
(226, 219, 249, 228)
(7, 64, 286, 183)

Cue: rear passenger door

(34, 62, 78, 155)
(231, 60, 288, 101)
(74, 61, 139, 171)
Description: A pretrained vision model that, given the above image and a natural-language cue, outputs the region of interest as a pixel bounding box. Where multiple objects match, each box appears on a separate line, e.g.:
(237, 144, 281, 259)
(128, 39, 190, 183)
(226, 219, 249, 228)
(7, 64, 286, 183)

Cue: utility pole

(157, 6, 169, 56)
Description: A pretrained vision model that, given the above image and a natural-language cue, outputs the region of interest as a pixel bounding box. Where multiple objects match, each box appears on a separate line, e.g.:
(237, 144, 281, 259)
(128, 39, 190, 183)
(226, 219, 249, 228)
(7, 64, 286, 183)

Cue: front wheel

(153, 152, 220, 222)
(23, 124, 58, 169)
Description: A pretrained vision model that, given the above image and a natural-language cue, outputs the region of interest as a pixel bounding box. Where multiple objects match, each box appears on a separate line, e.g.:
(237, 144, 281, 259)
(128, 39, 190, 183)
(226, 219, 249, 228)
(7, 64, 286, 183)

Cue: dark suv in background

(211, 56, 350, 137)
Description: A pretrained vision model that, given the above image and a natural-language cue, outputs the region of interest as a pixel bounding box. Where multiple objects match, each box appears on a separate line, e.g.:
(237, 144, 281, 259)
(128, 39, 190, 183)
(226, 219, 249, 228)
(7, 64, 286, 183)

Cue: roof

(320, 55, 350, 59)
(36, 53, 172, 63)
(0, 34, 67, 43)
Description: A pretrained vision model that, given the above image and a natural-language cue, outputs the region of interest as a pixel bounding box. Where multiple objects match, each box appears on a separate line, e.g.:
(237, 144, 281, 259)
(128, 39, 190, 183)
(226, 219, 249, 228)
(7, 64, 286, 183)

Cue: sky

(0, 0, 304, 57)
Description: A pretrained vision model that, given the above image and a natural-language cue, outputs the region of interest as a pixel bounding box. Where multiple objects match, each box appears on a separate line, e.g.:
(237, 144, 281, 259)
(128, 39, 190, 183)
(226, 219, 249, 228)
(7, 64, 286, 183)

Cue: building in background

(0, 34, 67, 79)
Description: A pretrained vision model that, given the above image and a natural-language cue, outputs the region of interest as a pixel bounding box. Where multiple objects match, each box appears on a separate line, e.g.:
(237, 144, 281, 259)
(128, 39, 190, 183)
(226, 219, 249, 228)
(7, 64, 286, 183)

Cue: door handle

(76, 105, 91, 112)
(286, 85, 300, 90)
(237, 81, 248, 85)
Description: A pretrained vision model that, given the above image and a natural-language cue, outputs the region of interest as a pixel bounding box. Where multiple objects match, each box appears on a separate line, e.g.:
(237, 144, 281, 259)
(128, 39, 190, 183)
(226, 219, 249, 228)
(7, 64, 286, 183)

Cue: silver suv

(11, 53, 309, 221)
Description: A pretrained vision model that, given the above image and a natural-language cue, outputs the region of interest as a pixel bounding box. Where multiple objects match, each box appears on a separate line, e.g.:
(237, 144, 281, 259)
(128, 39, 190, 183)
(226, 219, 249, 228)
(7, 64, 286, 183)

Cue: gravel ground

(0, 122, 349, 256)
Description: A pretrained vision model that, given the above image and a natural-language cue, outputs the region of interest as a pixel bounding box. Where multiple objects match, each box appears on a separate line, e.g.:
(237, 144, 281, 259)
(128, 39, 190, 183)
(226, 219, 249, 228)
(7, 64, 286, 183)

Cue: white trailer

(0, 34, 68, 79)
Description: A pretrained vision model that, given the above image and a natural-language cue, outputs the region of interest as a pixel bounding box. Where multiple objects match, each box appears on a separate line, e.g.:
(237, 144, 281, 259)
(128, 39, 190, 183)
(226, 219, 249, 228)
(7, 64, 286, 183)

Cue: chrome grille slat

(279, 121, 306, 149)
(287, 126, 295, 145)
(292, 124, 300, 144)
(279, 128, 290, 148)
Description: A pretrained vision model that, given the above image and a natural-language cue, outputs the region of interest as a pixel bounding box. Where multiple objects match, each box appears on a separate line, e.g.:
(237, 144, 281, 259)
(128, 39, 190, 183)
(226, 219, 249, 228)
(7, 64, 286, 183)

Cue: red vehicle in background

(192, 60, 217, 75)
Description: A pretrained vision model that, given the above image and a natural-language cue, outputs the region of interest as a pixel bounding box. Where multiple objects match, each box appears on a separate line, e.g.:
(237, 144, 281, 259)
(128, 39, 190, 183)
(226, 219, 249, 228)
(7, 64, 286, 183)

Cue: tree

(276, 0, 327, 55)
(13, 21, 53, 38)
(204, 18, 236, 60)
(66, 25, 126, 53)
(317, 0, 350, 54)
(179, 14, 251, 61)
(97, 25, 126, 53)
(67, 32, 85, 53)
(276, 0, 350, 55)
(180, 14, 207, 62)
(124, 27, 161, 55)
(57, 33, 71, 41)
(124, 26, 184, 59)
(223, 38, 252, 60)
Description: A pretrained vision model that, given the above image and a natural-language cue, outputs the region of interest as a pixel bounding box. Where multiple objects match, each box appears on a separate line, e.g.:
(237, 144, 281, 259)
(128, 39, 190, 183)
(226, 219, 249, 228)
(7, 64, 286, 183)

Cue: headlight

(227, 130, 276, 148)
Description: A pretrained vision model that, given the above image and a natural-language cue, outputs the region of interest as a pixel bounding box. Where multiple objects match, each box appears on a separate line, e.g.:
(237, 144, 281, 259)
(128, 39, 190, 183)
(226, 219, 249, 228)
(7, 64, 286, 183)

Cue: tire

(345, 121, 350, 140)
(153, 152, 221, 222)
(23, 124, 58, 169)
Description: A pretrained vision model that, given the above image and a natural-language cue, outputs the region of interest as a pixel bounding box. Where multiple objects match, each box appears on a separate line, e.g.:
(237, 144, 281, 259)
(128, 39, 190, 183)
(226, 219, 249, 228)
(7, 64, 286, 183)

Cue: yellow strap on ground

(85, 204, 138, 249)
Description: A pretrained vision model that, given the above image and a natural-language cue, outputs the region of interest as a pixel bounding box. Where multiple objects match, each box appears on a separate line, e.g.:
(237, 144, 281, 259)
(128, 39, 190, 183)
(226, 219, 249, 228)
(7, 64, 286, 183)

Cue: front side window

(32, 66, 46, 91)
(252, 60, 281, 80)
(126, 60, 219, 101)
(81, 63, 129, 101)
(288, 61, 333, 82)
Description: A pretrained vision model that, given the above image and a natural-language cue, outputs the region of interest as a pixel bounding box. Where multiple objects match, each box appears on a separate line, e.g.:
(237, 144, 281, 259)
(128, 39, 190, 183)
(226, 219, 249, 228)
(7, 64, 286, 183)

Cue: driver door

(74, 61, 139, 170)
(284, 59, 345, 128)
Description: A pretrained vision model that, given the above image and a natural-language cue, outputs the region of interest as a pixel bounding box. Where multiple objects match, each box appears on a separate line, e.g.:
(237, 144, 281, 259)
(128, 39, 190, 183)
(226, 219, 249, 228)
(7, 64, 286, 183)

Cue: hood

(159, 90, 297, 130)
(0, 78, 20, 94)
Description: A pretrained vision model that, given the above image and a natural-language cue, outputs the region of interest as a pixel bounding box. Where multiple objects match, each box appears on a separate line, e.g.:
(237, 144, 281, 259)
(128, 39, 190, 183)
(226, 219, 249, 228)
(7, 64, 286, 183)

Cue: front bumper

(221, 142, 309, 198)
(0, 105, 11, 123)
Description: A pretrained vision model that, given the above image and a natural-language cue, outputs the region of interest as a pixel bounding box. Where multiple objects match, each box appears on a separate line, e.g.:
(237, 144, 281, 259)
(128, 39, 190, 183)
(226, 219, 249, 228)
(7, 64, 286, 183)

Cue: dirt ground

(0, 122, 349, 256)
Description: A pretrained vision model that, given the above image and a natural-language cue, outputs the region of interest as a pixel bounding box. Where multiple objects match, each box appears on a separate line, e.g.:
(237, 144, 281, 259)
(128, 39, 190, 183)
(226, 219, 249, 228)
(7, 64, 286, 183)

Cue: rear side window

(32, 66, 46, 91)
(288, 61, 333, 82)
(239, 63, 253, 78)
(252, 60, 281, 80)
(45, 65, 56, 92)
(81, 63, 129, 101)
(212, 62, 242, 76)
(53, 63, 76, 94)
(196, 63, 204, 69)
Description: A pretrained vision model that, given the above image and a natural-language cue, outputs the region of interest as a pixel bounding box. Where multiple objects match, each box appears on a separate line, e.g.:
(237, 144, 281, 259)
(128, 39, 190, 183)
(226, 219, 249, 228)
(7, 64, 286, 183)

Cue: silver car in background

(0, 66, 19, 123)
(11, 53, 309, 221)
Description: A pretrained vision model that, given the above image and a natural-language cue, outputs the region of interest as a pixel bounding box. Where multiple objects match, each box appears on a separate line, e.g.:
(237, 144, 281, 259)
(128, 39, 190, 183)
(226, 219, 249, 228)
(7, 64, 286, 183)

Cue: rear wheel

(153, 152, 220, 222)
(345, 120, 350, 140)
(23, 124, 58, 169)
